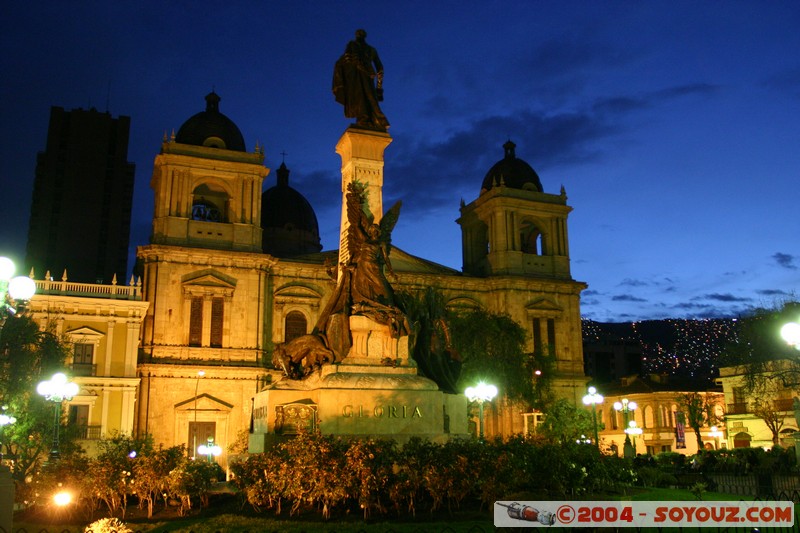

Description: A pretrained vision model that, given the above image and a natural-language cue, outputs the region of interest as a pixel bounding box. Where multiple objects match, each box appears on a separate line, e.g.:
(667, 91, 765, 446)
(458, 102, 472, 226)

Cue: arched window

(520, 220, 543, 255)
(191, 183, 229, 222)
(284, 311, 307, 343)
(643, 405, 654, 429)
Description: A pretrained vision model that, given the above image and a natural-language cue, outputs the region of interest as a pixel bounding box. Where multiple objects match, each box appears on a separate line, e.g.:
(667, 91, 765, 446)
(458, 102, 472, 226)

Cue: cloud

(697, 293, 753, 303)
(773, 252, 797, 270)
(757, 289, 790, 296)
(618, 278, 649, 287)
(653, 83, 720, 100)
(612, 294, 648, 302)
(379, 108, 617, 216)
(763, 68, 800, 99)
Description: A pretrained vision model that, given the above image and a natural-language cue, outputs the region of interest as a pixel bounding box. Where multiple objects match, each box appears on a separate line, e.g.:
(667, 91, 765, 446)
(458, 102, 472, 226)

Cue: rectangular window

(210, 297, 224, 348)
(532, 318, 541, 356)
(546, 318, 556, 354)
(189, 297, 203, 347)
(73, 343, 95, 376)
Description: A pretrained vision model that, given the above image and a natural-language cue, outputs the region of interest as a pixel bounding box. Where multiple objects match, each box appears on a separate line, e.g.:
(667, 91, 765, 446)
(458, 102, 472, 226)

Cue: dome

(261, 163, 322, 256)
(480, 140, 543, 194)
(175, 92, 246, 151)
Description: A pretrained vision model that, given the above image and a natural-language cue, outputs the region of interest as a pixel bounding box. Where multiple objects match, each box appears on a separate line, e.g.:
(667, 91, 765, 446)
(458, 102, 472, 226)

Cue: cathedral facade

(135, 93, 587, 467)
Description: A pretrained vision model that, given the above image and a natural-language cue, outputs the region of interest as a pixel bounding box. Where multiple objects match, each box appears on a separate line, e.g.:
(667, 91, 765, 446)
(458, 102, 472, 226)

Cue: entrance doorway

(188, 421, 216, 458)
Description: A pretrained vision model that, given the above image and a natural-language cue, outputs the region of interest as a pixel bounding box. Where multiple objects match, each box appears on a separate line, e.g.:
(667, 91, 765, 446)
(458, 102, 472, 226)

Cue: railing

(33, 274, 142, 300)
(774, 398, 794, 411)
(70, 362, 97, 377)
(728, 399, 794, 414)
(74, 425, 102, 440)
(727, 402, 749, 414)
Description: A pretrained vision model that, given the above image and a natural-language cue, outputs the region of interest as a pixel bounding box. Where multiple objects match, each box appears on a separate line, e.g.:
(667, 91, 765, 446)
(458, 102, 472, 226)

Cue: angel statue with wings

(304, 181, 408, 363)
(348, 187, 401, 317)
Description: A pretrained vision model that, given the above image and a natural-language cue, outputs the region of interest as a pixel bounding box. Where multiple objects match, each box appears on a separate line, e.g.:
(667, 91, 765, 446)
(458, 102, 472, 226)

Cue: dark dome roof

(261, 163, 320, 232)
(481, 140, 543, 194)
(175, 92, 246, 151)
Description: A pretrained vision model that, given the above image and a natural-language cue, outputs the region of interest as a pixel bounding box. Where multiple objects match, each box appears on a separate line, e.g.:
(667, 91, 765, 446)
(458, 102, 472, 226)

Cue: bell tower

(458, 140, 573, 278)
(150, 92, 268, 252)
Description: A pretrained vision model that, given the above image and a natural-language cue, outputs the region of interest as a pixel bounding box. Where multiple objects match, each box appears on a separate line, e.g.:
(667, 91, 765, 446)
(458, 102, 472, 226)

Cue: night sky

(2, 2, 798, 322)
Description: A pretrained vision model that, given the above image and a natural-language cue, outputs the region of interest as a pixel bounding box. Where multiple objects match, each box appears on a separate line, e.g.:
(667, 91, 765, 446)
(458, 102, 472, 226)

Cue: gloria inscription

(342, 404, 422, 419)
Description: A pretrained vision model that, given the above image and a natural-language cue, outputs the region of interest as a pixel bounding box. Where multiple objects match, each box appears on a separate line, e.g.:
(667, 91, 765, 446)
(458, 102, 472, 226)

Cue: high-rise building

(25, 106, 135, 283)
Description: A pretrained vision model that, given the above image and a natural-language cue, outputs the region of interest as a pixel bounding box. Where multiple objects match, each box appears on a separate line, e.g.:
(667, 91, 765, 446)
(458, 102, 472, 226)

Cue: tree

(720, 302, 800, 392)
(0, 314, 71, 486)
(751, 397, 786, 446)
(676, 392, 718, 451)
(539, 398, 599, 445)
(397, 287, 548, 408)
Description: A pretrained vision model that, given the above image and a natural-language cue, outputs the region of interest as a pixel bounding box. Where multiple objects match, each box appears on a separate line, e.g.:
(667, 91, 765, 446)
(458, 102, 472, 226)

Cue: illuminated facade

(26, 276, 147, 455)
(717, 361, 798, 449)
(134, 93, 588, 463)
(598, 375, 725, 456)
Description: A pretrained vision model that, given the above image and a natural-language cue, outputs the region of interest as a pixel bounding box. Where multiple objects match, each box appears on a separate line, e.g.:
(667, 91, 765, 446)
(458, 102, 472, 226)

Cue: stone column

(335, 127, 392, 269)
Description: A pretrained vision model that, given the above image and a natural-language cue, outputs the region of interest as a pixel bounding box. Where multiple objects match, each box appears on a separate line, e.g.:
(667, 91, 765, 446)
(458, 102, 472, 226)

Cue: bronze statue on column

(332, 29, 390, 131)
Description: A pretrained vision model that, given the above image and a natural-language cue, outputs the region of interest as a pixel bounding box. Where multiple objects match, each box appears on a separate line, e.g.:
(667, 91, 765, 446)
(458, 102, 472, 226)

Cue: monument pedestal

(251, 316, 468, 449)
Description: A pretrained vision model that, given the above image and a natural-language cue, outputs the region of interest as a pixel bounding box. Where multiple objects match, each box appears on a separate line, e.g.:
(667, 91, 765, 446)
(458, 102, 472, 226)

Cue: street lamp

(36, 373, 79, 461)
(582, 386, 603, 448)
(781, 320, 800, 350)
(0, 256, 36, 325)
(709, 425, 722, 450)
(465, 382, 498, 440)
(0, 408, 15, 462)
(625, 420, 643, 452)
(198, 437, 222, 463)
(614, 398, 638, 458)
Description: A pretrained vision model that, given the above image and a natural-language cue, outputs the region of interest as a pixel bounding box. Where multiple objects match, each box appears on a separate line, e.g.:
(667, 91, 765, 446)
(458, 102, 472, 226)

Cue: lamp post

(36, 373, 79, 461)
(198, 437, 222, 463)
(614, 398, 638, 458)
(582, 386, 603, 449)
(465, 382, 498, 440)
(192, 370, 205, 459)
(625, 420, 643, 452)
(0, 256, 36, 326)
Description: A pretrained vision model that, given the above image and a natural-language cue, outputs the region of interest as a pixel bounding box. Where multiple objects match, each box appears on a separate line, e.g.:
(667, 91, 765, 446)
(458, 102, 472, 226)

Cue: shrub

(84, 517, 133, 533)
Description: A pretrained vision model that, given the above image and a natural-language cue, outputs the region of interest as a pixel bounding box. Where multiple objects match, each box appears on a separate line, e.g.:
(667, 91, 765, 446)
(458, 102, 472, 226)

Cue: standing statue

(332, 29, 390, 131)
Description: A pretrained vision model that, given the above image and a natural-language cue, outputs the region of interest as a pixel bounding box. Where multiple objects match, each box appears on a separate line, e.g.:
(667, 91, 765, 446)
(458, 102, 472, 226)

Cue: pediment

(66, 326, 104, 338)
(525, 298, 562, 314)
(181, 269, 237, 289)
(445, 296, 483, 310)
(274, 283, 323, 301)
(175, 393, 233, 412)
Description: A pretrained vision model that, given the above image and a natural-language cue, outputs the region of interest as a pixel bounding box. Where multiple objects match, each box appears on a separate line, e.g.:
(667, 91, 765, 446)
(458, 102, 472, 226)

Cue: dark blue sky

(2, 2, 799, 321)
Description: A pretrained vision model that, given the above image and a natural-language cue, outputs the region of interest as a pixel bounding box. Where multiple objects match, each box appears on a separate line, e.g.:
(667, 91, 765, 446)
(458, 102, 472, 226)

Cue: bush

(233, 432, 641, 519)
(84, 517, 133, 533)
